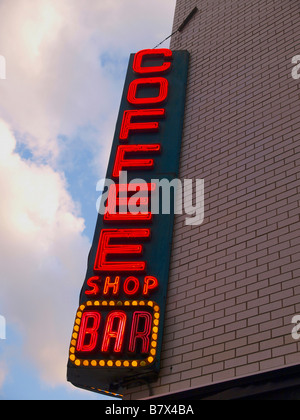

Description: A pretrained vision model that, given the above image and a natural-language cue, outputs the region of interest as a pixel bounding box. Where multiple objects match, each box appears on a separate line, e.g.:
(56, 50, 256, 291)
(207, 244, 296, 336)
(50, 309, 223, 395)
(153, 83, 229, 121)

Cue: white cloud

(0, 120, 90, 386)
(0, 0, 176, 165)
(0, 0, 176, 394)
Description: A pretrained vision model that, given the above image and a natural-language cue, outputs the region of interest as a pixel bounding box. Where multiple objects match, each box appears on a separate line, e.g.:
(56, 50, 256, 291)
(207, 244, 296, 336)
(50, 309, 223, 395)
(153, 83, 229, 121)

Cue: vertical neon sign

(67, 49, 189, 396)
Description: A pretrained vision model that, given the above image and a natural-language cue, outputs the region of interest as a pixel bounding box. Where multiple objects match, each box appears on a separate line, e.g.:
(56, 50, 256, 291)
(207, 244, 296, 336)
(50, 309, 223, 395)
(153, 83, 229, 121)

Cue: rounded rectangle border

(69, 300, 160, 369)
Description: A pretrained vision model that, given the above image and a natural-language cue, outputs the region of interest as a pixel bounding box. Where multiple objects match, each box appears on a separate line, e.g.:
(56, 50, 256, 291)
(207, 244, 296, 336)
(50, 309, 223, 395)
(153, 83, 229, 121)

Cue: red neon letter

(103, 276, 120, 296)
(127, 77, 168, 105)
(143, 276, 159, 296)
(119, 109, 165, 141)
(76, 311, 101, 352)
(112, 144, 161, 179)
(85, 276, 100, 296)
(94, 229, 150, 272)
(101, 311, 127, 353)
(123, 276, 140, 296)
(133, 49, 172, 74)
(129, 311, 152, 354)
(104, 183, 156, 222)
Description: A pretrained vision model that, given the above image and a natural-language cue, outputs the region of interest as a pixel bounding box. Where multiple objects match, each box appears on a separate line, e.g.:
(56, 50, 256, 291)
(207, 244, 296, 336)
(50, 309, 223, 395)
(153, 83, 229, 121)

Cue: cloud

(0, 0, 176, 165)
(0, 361, 8, 392)
(0, 119, 90, 386)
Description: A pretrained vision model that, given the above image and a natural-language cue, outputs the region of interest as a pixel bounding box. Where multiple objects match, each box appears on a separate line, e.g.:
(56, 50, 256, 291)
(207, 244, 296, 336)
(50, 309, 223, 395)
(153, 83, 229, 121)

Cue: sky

(0, 0, 176, 400)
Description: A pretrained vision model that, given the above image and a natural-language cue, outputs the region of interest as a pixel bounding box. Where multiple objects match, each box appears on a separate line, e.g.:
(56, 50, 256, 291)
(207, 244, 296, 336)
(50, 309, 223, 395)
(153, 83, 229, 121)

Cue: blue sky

(0, 0, 176, 400)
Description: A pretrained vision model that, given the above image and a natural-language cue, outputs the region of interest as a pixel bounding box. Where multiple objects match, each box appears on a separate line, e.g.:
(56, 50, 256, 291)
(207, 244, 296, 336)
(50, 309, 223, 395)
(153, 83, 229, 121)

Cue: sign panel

(67, 49, 189, 396)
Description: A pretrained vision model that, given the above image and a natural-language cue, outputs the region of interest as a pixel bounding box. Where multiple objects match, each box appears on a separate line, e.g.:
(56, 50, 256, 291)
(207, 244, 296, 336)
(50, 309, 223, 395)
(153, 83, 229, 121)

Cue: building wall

(125, 0, 300, 399)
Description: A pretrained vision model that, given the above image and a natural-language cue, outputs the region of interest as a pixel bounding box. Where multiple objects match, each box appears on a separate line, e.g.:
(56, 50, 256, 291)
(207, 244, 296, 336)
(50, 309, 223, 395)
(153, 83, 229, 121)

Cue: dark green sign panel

(67, 49, 189, 397)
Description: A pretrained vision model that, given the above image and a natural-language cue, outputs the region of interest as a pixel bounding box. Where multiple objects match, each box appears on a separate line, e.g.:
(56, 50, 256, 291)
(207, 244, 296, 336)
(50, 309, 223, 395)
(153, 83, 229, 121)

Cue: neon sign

(67, 48, 189, 396)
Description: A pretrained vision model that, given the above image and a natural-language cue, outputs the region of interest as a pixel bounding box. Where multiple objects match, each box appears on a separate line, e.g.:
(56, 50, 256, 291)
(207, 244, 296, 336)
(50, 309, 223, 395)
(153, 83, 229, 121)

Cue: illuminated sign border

(69, 300, 160, 368)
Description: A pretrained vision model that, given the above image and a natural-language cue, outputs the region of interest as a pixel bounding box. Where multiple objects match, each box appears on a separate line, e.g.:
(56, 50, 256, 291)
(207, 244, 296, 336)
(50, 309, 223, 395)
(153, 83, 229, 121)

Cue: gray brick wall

(125, 0, 300, 399)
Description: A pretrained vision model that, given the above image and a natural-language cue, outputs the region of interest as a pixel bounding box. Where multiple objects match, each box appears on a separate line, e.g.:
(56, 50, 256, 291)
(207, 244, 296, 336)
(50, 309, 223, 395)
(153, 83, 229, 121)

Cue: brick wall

(125, 0, 300, 399)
